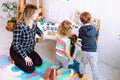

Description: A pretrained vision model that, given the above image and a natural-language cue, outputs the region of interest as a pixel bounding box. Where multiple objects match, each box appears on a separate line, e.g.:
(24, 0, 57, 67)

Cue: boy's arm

(96, 31, 99, 37)
(78, 29, 81, 38)
(96, 29, 99, 42)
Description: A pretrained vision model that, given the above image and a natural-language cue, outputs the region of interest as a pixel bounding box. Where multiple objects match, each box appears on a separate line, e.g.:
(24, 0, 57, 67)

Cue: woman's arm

(35, 25, 43, 36)
(12, 23, 27, 58)
(35, 22, 45, 40)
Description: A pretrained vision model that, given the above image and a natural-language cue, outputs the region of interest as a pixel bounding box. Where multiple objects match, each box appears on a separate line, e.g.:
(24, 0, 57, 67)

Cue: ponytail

(69, 34, 78, 57)
(70, 42, 75, 57)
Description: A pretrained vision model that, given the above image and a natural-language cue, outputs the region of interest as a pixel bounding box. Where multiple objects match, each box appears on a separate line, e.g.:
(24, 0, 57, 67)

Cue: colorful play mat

(0, 54, 87, 80)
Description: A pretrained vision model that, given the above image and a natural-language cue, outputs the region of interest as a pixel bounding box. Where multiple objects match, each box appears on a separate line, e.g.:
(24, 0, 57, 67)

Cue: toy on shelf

(72, 10, 82, 26)
(37, 22, 58, 36)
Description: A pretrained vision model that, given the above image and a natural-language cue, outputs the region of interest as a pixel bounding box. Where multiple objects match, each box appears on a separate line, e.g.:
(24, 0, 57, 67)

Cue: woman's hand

(41, 34, 46, 40)
(24, 56, 33, 66)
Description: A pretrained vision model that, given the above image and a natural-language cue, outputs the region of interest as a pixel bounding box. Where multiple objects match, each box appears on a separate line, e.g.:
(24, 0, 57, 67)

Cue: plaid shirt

(12, 22, 43, 58)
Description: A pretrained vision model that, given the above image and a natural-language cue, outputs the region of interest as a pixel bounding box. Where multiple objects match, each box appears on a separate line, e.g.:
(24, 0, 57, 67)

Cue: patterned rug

(0, 54, 87, 80)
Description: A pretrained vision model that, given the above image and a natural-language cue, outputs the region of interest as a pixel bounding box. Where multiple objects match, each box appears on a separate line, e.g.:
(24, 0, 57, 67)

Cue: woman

(10, 4, 45, 73)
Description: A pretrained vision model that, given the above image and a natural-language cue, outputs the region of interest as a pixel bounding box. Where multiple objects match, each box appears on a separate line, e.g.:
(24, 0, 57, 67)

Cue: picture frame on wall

(72, 10, 82, 26)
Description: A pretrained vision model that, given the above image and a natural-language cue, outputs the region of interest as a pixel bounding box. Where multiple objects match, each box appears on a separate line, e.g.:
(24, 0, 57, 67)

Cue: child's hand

(69, 57, 74, 61)
(41, 34, 46, 40)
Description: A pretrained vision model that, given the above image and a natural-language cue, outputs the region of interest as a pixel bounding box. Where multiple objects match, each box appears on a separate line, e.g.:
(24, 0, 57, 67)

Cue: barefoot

(8, 56, 14, 64)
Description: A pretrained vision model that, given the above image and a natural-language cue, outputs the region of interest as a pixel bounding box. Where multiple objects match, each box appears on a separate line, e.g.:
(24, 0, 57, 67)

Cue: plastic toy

(43, 67, 57, 80)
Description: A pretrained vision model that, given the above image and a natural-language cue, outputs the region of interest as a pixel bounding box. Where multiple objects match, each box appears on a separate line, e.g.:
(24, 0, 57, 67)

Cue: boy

(78, 12, 99, 80)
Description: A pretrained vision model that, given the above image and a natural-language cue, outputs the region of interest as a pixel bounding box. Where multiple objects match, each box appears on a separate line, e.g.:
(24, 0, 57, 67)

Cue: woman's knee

(35, 59, 42, 66)
(22, 66, 35, 73)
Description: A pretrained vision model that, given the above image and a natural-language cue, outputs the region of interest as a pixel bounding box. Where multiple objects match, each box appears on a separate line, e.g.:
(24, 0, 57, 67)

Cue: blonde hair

(57, 20, 72, 37)
(18, 4, 38, 26)
(80, 12, 91, 24)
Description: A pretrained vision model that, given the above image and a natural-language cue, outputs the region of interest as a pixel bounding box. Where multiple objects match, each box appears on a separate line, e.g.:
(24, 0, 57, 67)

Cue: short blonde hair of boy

(80, 12, 91, 24)
(57, 20, 72, 37)
(19, 4, 38, 25)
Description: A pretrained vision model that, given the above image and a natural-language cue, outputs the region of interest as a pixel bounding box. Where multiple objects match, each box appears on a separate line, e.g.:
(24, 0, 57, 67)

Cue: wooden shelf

(17, 0, 44, 22)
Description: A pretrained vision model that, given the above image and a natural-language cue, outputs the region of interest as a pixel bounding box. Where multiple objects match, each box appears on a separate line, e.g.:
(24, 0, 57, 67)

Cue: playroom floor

(0, 18, 120, 80)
